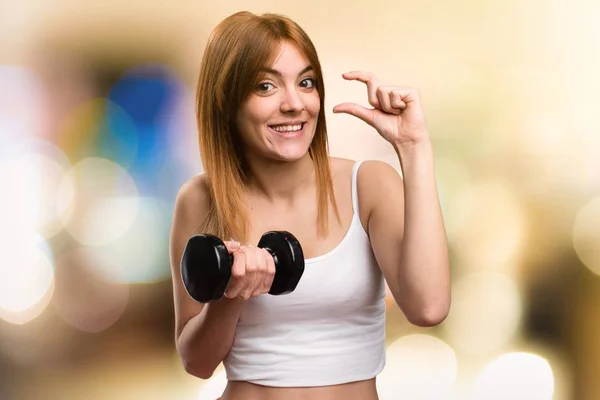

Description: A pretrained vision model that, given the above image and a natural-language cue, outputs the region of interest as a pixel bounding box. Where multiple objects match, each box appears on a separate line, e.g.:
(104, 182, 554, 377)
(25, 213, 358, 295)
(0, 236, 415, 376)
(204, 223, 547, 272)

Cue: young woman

(169, 11, 451, 400)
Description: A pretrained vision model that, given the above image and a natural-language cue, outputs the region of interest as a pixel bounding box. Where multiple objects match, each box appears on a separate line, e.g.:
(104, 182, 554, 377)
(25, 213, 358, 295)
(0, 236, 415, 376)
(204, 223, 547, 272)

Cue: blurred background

(1, 0, 599, 399)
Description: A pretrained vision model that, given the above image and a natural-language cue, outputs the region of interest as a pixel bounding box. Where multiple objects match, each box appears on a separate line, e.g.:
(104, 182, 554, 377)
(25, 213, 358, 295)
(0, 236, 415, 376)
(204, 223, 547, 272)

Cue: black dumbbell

(181, 231, 305, 303)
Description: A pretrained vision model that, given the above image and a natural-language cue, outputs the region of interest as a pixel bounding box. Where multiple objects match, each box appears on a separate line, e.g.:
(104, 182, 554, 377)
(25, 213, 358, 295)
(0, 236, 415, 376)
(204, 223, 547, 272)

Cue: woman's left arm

(333, 71, 451, 326)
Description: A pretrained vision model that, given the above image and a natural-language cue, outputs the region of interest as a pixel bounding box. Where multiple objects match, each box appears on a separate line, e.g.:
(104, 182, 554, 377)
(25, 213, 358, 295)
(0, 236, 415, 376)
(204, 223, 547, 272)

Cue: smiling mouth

(267, 122, 306, 137)
(268, 122, 305, 132)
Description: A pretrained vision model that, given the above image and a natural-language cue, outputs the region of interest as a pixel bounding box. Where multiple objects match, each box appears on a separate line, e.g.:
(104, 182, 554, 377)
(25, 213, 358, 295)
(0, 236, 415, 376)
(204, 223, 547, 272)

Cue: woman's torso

(221, 378, 379, 400)
(220, 157, 381, 400)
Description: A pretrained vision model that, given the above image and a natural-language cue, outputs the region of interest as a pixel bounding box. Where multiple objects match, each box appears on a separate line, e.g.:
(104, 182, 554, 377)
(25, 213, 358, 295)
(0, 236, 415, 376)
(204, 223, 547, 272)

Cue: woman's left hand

(333, 71, 429, 146)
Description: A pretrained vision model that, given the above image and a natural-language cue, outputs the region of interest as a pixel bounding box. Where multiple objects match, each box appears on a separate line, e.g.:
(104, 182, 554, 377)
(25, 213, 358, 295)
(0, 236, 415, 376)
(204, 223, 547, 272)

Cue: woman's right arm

(169, 175, 244, 379)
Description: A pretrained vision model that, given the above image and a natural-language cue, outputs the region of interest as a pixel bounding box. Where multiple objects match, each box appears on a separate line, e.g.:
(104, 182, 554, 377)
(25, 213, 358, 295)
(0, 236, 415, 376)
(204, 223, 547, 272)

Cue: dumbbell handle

(225, 246, 279, 266)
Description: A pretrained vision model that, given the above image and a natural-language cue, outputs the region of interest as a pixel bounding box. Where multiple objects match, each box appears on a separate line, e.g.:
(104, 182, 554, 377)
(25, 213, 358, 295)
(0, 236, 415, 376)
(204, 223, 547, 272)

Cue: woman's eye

(256, 82, 274, 92)
(300, 78, 316, 88)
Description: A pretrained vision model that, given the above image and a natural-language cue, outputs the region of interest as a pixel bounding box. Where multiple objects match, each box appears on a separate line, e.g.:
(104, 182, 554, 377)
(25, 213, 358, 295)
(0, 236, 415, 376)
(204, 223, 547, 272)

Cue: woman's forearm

(177, 297, 245, 379)
(395, 139, 451, 324)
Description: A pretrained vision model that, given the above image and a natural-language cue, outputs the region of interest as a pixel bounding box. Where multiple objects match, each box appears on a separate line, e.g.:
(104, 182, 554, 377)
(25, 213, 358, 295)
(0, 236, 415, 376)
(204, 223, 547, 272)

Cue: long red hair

(195, 11, 340, 242)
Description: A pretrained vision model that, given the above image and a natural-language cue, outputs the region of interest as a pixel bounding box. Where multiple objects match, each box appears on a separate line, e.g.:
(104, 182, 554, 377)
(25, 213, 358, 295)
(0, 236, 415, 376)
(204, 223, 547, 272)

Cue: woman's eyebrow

(259, 65, 313, 77)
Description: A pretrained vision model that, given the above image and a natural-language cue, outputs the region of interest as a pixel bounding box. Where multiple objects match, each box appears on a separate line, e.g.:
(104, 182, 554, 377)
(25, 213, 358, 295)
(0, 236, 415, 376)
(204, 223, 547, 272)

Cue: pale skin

(169, 41, 450, 400)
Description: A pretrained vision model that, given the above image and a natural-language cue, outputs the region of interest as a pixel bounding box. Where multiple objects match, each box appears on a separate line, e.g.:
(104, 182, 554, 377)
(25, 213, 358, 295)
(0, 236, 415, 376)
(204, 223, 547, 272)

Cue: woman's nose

(279, 88, 304, 113)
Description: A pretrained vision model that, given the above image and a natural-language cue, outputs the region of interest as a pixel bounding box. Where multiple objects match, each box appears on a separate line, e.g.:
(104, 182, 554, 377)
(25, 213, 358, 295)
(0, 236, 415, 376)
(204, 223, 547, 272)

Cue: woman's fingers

(224, 250, 246, 299)
(261, 248, 276, 294)
(224, 245, 274, 300)
(342, 71, 380, 108)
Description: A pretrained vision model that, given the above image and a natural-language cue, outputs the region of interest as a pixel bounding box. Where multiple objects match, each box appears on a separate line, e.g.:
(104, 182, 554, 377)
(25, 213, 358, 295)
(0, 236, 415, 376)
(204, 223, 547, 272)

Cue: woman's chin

(269, 146, 310, 162)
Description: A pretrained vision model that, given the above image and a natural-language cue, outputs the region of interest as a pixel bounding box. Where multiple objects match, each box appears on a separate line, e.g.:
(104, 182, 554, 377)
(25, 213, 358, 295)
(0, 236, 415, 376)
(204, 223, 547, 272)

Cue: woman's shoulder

(328, 156, 355, 175)
(329, 156, 400, 180)
(329, 156, 402, 214)
(173, 173, 211, 221)
(177, 172, 209, 198)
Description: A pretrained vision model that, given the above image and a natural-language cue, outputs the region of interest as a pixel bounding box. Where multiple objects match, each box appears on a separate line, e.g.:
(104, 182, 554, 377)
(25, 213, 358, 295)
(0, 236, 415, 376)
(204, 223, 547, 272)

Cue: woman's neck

(244, 153, 317, 206)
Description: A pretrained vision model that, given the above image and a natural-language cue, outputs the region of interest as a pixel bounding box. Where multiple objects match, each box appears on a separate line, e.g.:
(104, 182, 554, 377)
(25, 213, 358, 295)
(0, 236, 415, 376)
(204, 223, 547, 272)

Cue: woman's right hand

(222, 241, 276, 300)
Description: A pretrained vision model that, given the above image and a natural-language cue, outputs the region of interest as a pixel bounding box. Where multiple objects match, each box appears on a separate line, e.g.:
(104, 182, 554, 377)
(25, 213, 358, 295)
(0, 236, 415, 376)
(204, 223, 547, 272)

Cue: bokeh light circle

(376, 334, 457, 399)
(86, 197, 171, 284)
(472, 352, 554, 400)
(0, 233, 54, 324)
(52, 248, 130, 333)
(1, 138, 72, 239)
(57, 157, 139, 246)
(443, 271, 522, 354)
(451, 180, 526, 273)
(57, 98, 139, 168)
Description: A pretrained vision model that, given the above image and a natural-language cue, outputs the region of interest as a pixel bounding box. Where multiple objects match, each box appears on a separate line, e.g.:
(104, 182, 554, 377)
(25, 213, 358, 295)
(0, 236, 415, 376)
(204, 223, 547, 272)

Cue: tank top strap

(351, 160, 364, 215)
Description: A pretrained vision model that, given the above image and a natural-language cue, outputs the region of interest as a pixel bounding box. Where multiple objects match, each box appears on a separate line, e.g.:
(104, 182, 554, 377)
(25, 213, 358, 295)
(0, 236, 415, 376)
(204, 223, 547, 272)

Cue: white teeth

(271, 124, 302, 132)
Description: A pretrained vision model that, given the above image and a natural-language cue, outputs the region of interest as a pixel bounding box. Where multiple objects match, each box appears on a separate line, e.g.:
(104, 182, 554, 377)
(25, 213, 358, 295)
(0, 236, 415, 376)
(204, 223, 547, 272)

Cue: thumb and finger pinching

(333, 102, 375, 126)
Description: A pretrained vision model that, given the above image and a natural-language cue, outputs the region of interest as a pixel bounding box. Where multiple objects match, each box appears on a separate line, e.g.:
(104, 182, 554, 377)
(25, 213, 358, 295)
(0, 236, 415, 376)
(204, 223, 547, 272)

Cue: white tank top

(223, 160, 387, 387)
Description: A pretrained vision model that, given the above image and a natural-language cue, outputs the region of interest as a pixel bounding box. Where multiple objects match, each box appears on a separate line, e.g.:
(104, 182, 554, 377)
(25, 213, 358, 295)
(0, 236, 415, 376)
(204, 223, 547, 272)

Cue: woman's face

(235, 41, 320, 163)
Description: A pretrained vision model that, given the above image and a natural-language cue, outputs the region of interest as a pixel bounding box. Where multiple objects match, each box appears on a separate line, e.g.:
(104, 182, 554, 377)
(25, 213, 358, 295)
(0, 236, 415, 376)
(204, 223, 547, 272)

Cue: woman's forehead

(265, 41, 312, 77)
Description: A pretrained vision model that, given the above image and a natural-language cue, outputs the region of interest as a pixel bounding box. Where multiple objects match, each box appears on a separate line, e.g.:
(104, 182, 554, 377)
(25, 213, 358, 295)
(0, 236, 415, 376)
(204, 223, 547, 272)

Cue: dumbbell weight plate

(258, 231, 305, 295)
(181, 234, 232, 303)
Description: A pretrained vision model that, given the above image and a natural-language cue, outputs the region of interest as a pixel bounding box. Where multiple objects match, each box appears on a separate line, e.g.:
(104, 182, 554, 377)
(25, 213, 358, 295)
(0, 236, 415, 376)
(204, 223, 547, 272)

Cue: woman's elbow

(180, 356, 215, 379)
(177, 342, 216, 379)
(406, 301, 450, 327)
